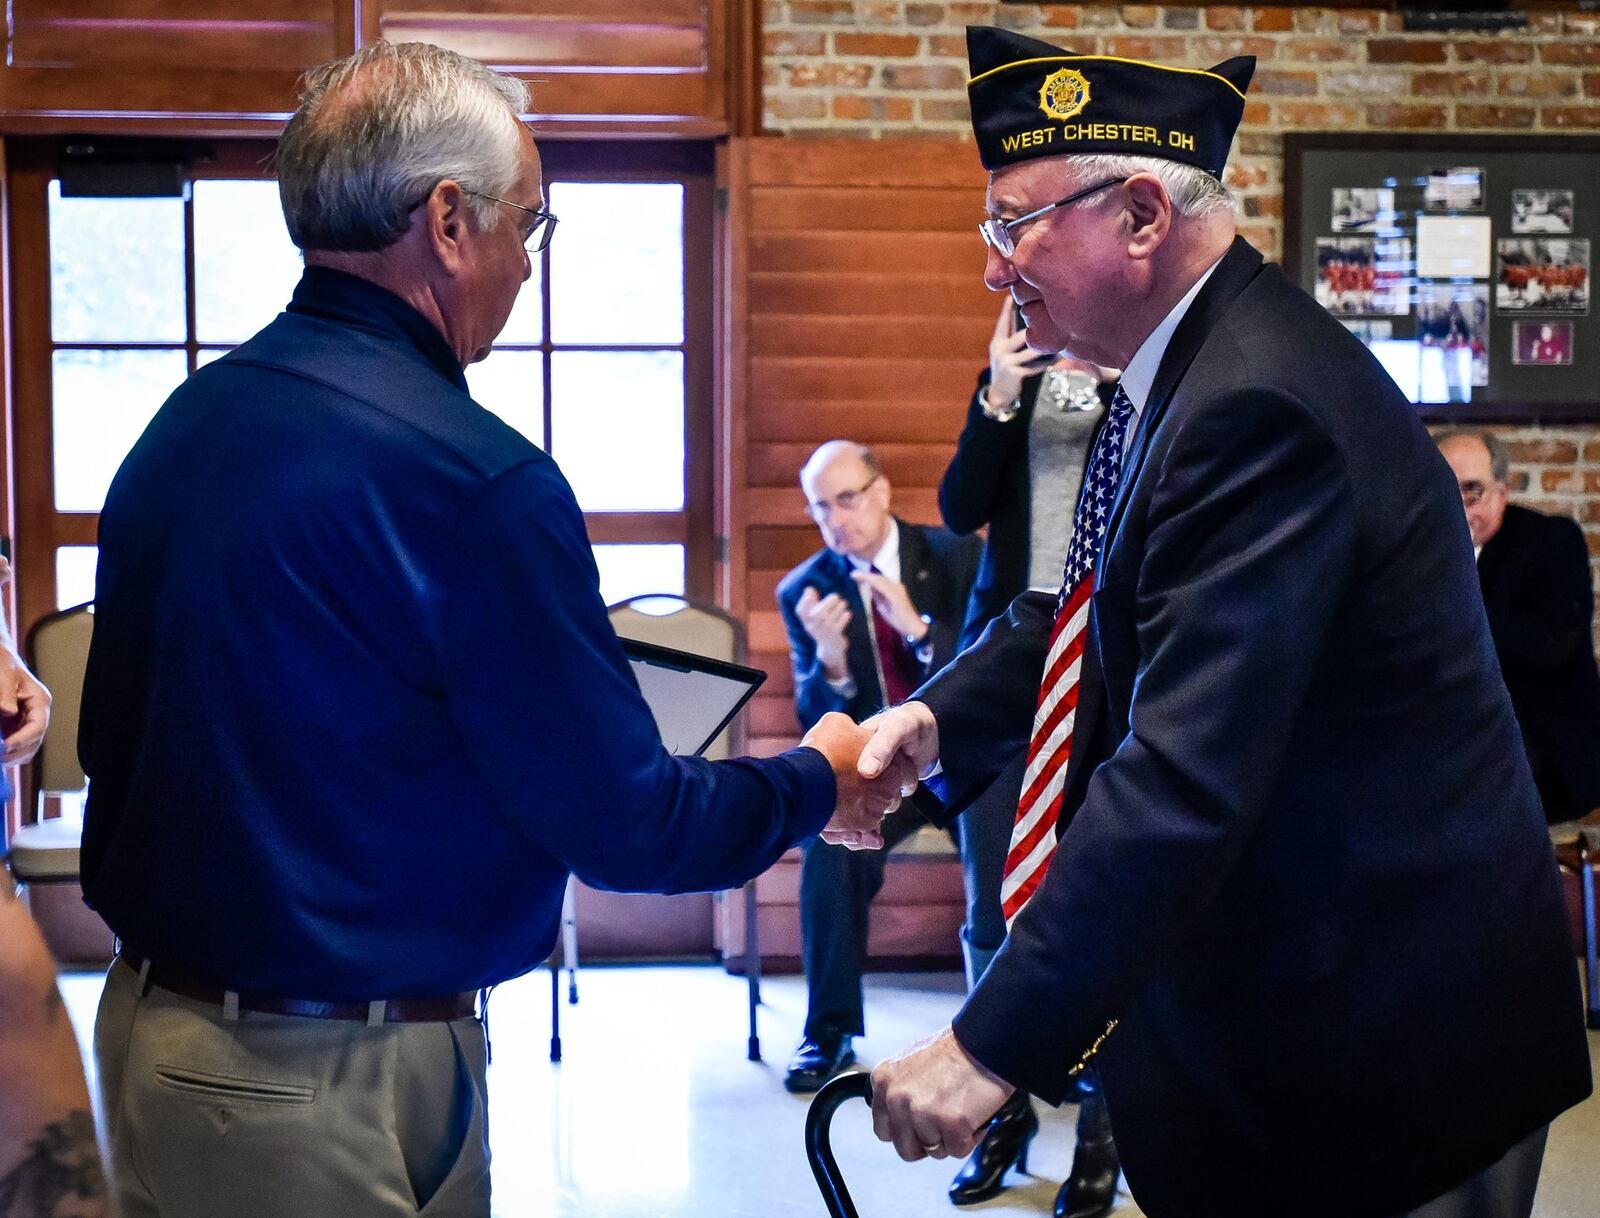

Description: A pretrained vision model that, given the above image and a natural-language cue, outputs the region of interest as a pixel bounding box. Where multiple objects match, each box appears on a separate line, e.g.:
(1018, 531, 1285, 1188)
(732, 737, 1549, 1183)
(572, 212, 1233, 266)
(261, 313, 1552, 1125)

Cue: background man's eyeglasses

(804, 475, 879, 522)
(978, 177, 1128, 258)
(464, 190, 559, 252)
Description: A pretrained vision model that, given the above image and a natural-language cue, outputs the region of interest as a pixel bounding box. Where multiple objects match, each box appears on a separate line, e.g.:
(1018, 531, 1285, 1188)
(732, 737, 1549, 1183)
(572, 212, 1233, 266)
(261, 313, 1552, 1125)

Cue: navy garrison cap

(965, 26, 1254, 179)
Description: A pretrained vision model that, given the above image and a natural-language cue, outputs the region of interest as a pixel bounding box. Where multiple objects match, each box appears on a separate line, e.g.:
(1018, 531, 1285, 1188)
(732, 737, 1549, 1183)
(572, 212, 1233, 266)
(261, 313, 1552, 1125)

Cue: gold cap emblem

(1038, 68, 1091, 122)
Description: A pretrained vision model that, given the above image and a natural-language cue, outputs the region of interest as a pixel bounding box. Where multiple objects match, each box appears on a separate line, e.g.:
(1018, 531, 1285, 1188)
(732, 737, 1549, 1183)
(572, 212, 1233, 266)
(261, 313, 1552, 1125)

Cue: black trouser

(799, 804, 954, 1040)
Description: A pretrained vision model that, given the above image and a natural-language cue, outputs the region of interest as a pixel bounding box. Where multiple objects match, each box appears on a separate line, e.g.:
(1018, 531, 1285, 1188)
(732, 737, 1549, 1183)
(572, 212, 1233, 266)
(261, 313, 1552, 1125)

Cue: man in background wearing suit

(777, 441, 981, 1093)
(1437, 429, 1600, 825)
(858, 27, 1591, 1218)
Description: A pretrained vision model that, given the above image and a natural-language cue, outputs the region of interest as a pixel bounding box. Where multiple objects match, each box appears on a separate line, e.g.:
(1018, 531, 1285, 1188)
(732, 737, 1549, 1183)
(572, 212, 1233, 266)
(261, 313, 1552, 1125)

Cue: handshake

(799, 704, 941, 850)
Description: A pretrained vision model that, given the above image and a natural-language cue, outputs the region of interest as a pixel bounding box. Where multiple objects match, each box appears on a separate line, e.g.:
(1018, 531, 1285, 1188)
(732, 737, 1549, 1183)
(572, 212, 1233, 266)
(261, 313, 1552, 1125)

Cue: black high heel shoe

(948, 1092, 1039, 1206)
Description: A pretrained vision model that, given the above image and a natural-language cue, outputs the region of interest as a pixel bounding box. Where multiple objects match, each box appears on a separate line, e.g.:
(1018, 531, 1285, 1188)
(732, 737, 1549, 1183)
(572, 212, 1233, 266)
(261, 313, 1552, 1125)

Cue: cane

(805, 1072, 874, 1218)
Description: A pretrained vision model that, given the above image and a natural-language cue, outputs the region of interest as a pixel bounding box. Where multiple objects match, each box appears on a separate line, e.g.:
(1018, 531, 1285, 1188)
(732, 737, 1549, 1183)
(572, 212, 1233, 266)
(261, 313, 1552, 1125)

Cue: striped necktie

(1000, 384, 1136, 925)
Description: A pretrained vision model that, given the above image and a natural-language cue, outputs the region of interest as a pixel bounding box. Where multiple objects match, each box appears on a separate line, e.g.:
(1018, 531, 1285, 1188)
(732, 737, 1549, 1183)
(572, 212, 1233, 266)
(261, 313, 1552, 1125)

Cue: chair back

(608, 595, 743, 761)
(26, 601, 93, 796)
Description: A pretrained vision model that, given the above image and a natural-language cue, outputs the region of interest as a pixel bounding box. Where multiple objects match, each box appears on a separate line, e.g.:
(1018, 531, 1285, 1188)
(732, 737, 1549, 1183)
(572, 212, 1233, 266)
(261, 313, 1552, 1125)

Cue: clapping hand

(801, 712, 920, 850)
(849, 569, 924, 641)
(796, 586, 852, 680)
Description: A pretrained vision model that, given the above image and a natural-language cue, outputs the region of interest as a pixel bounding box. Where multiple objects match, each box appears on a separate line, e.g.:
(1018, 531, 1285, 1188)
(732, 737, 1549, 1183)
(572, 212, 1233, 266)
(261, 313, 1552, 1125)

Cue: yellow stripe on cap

(967, 55, 1249, 102)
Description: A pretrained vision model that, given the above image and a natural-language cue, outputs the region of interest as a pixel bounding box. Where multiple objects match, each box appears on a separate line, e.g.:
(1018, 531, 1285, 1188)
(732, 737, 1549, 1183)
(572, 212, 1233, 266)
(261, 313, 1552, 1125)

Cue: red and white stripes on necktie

(1000, 385, 1136, 926)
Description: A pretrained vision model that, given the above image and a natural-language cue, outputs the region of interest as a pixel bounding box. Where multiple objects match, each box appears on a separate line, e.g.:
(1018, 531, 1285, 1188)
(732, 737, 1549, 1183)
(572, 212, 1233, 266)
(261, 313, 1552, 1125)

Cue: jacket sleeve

(780, 578, 876, 731)
(951, 387, 1356, 1104)
(434, 460, 835, 894)
(939, 370, 1031, 536)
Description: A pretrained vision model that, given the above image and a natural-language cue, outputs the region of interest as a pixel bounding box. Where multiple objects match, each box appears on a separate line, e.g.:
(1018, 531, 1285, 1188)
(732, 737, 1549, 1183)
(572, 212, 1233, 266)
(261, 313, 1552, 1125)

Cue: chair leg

(746, 879, 761, 1061)
(549, 958, 563, 1062)
(562, 879, 579, 1005)
(1582, 855, 1599, 1030)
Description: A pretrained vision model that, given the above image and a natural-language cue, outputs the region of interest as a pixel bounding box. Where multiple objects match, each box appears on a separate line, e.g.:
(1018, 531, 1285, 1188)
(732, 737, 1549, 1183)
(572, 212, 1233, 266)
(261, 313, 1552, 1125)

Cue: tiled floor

(59, 965, 1599, 1217)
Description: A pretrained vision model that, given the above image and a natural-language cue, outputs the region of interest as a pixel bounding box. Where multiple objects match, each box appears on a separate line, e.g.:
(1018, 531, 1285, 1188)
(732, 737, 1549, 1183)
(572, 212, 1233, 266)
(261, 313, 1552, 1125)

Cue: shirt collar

(287, 267, 469, 393)
(846, 517, 901, 584)
(1116, 254, 1225, 420)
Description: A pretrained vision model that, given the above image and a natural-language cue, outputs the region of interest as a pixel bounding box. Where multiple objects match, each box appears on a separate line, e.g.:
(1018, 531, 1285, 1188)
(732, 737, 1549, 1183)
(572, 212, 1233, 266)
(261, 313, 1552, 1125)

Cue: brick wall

(760, 0, 1600, 642)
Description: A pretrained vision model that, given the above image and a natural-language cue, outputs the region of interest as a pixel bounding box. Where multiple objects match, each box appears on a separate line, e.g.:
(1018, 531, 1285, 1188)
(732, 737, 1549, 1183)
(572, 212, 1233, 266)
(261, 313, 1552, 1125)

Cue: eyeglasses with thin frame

(464, 189, 559, 252)
(978, 177, 1129, 258)
(1458, 480, 1497, 508)
(804, 475, 880, 522)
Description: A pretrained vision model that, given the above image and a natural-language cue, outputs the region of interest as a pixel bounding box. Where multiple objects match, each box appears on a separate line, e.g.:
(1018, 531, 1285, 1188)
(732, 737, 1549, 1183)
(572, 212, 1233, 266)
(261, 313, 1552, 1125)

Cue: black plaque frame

(1284, 133, 1600, 423)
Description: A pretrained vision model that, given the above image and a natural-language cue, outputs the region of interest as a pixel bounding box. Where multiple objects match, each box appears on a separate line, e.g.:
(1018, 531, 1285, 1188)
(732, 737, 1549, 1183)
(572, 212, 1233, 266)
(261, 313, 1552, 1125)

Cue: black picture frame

(1284, 133, 1600, 422)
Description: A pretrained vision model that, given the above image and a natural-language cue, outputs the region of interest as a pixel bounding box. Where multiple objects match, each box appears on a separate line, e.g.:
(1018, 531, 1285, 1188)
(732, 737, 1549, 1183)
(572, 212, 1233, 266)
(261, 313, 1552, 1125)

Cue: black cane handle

(805, 1071, 874, 1218)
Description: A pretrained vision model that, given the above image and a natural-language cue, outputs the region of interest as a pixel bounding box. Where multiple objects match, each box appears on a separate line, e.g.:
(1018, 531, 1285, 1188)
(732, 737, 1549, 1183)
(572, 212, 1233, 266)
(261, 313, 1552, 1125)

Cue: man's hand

(802, 712, 912, 850)
(859, 701, 940, 790)
(870, 1025, 1014, 1161)
(796, 586, 852, 680)
(850, 569, 924, 642)
(0, 648, 49, 766)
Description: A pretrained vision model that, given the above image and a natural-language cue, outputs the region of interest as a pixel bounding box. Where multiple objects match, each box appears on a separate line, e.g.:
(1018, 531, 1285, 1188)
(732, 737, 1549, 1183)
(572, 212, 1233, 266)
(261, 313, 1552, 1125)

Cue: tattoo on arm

(0, 1111, 108, 1217)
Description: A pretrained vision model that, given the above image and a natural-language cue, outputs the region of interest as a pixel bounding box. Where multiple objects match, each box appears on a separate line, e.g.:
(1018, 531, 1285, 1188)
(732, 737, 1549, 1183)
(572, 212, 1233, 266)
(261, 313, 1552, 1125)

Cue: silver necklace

(1040, 367, 1102, 412)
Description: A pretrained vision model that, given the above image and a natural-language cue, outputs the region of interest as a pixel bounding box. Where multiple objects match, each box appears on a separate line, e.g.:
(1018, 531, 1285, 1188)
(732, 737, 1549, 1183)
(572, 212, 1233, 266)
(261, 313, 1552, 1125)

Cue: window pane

(49, 182, 185, 342)
(594, 545, 685, 606)
(193, 180, 304, 344)
(53, 349, 188, 512)
(197, 348, 229, 367)
(56, 546, 99, 609)
(464, 350, 544, 446)
(551, 351, 683, 511)
(498, 273, 543, 346)
(549, 183, 683, 345)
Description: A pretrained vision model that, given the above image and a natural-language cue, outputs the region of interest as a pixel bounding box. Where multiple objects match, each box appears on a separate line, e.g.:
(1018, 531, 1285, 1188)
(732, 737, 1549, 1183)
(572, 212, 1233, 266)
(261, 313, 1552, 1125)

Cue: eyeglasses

(978, 177, 1128, 258)
(1459, 480, 1491, 508)
(464, 190, 559, 252)
(804, 475, 879, 522)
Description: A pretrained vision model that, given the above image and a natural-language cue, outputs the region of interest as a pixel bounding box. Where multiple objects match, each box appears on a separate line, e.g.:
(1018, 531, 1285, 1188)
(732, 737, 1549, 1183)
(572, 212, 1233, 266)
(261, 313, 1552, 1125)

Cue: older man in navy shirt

(78, 43, 902, 1218)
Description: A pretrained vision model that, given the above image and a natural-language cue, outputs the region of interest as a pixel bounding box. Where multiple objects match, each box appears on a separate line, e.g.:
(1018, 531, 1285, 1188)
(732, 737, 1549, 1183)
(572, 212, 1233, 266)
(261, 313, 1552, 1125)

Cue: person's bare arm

(0, 555, 50, 766)
(0, 892, 110, 1217)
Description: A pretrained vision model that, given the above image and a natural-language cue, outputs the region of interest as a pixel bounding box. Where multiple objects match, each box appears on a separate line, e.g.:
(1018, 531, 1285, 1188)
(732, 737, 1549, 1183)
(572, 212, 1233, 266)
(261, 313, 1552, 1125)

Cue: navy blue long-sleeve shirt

(78, 268, 833, 1001)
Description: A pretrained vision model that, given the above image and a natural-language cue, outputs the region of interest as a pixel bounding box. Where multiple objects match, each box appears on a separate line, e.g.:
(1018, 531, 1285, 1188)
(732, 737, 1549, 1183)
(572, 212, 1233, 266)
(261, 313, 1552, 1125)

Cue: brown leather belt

(120, 955, 477, 1025)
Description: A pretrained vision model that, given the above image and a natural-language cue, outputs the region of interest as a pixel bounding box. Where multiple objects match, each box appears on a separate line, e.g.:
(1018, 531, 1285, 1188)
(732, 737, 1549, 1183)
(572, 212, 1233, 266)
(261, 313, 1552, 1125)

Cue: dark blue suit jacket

(919, 240, 1591, 1217)
(79, 269, 833, 1001)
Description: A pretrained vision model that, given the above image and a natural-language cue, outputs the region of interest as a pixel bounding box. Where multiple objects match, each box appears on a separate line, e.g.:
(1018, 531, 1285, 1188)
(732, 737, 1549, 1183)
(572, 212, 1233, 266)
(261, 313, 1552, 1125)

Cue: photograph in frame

(1424, 166, 1485, 212)
(1511, 189, 1574, 235)
(1416, 282, 1489, 398)
(1495, 238, 1590, 314)
(1331, 187, 1395, 234)
(1512, 321, 1574, 366)
(1315, 236, 1411, 317)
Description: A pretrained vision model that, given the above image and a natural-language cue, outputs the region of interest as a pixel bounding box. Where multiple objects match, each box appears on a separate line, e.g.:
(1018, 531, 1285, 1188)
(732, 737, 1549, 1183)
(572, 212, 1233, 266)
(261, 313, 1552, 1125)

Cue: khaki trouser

(94, 958, 491, 1218)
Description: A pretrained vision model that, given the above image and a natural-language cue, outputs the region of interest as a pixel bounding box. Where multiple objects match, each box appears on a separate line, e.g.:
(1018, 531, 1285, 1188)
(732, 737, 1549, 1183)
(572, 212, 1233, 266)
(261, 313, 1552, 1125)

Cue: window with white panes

(6, 139, 715, 635)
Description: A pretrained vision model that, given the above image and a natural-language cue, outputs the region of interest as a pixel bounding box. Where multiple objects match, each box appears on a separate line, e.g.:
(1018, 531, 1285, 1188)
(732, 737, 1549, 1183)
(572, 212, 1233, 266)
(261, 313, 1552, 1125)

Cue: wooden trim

(8, 157, 56, 637)
(724, 0, 763, 139)
(682, 150, 717, 605)
(716, 138, 750, 620)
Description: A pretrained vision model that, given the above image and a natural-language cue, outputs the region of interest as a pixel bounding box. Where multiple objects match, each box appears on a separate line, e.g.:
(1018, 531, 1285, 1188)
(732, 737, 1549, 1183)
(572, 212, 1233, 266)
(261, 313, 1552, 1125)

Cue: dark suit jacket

(1479, 502, 1600, 821)
(940, 371, 1112, 649)
(777, 519, 981, 732)
(916, 239, 1591, 1217)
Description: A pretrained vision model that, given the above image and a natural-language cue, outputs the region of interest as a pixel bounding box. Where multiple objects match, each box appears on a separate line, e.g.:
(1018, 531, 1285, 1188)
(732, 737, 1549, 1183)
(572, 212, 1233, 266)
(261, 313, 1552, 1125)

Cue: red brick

(1041, 9, 1081, 29)
(1367, 103, 1449, 128)
(1543, 469, 1578, 493)
(832, 94, 915, 122)
(1241, 100, 1273, 127)
(763, 0, 783, 23)
(1238, 132, 1282, 156)
(1541, 105, 1600, 129)
(1224, 162, 1270, 189)
(1278, 101, 1362, 127)
(1541, 43, 1600, 67)
(1510, 471, 1532, 494)
(906, 3, 946, 25)
(834, 33, 921, 57)
(880, 64, 967, 90)
(786, 62, 875, 89)
(1410, 71, 1493, 98)
(1295, 10, 1339, 34)
(1526, 12, 1562, 34)
(1579, 502, 1600, 526)
(766, 94, 829, 122)
(1337, 11, 1384, 34)
(1321, 70, 1410, 98)
(1367, 40, 1449, 64)
(787, 0, 858, 25)
(1281, 39, 1356, 64)
(764, 32, 826, 57)
(1567, 13, 1600, 34)
(927, 34, 967, 58)
(1120, 6, 1162, 29)
(1583, 471, 1600, 494)
(1253, 7, 1295, 32)
(1588, 530, 1600, 559)
(1505, 440, 1580, 463)
(1252, 69, 1320, 96)
(1496, 71, 1580, 100)
(1585, 442, 1600, 463)
(1455, 41, 1535, 65)
(1103, 36, 1190, 60)
(1585, 74, 1600, 99)
(858, 1, 905, 23)
(1192, 36, 1278, 61)
(1238, 224, 1281, 259)
(1242, 194, 1283, 218)
(1455, 104, 1537, 128)
(945, 3, 999, 23)
(919, 97, 974, 123)
(1163, 10, 1201, 31)
(1206, 8, 1247, 32)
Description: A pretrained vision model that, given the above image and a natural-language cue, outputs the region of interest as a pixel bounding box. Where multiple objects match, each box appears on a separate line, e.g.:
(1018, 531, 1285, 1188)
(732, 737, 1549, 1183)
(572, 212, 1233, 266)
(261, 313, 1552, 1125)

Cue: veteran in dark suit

(858, 27, 1591, 1218)
(776, 440, 981, 1093)
(1438, 429, 1600, 825)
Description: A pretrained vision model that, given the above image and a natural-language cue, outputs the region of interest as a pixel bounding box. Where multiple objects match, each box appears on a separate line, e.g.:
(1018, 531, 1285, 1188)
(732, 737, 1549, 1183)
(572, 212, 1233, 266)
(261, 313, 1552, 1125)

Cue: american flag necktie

(1000, 384, 1136, 926)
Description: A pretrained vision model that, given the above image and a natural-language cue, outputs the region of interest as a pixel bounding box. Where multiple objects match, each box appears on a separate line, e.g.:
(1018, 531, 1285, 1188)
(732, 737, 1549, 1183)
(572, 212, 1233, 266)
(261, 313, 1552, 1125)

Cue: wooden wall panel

(726, 137, 995, 764)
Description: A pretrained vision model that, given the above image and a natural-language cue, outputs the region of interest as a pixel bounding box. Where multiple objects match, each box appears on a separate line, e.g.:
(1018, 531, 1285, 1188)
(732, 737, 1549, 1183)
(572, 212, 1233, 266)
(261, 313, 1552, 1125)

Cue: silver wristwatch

(979, 384, 1022, 423)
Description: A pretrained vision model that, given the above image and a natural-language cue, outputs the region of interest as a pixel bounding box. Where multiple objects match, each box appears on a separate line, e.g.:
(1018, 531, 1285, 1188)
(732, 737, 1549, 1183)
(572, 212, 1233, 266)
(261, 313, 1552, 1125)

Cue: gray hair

(276, 41, 530, 253)
(1062, 153, 1236, 220)
(1435, 428, 1511, 484)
